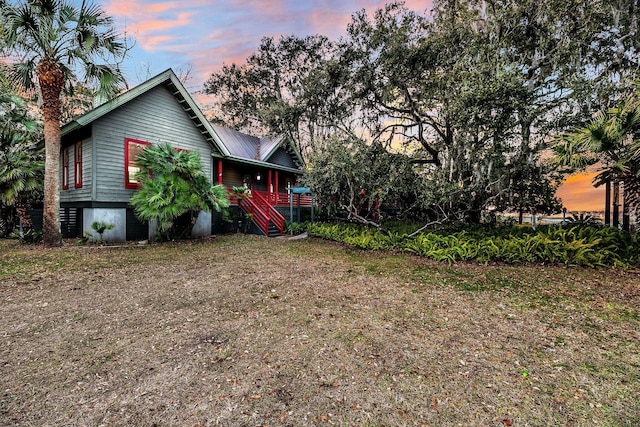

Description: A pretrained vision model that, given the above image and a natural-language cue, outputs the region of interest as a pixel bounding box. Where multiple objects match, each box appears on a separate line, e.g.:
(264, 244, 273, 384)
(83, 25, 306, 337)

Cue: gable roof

(61, 68, 230, 157)
(60, 68, 305, 173)
(210, 125, 302, 168)
(211, 124, 264, 161)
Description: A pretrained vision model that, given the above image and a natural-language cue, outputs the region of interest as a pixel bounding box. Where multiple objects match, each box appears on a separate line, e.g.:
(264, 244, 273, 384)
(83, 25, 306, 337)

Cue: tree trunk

(613, 181, 620, 228)
(15, 199, 33, 235)
(604, 180, 611, 226)
(622, 183, 630, 232)
(38, 60, 65, 247)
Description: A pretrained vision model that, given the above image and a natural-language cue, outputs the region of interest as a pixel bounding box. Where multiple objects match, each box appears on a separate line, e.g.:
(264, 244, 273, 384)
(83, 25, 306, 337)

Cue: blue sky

(94, 0, 432, 90)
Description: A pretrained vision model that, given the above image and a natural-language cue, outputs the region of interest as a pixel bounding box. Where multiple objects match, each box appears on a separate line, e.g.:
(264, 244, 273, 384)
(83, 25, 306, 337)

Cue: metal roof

(210, 124, 302, 173)
(211, 124, 262, 160)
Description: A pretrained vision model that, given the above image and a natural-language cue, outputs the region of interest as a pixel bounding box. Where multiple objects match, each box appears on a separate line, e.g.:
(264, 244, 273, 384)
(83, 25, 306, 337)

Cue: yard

(1, 235, 639, 426)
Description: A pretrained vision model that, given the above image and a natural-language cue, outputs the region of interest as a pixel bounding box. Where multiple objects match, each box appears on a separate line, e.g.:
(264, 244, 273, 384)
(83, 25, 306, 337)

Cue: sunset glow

(556, 170, 605, 212)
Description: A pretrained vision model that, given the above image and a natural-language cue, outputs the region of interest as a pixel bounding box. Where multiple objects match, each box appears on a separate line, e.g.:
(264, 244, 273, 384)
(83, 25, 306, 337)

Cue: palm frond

(1, 0, 127, 95)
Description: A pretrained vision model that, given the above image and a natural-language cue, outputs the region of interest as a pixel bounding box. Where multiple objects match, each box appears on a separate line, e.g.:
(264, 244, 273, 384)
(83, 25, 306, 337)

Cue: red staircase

(238, 190, 285, 237)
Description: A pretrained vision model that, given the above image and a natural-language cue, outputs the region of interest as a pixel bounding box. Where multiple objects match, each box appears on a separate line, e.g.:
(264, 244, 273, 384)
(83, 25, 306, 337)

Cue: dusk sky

(84, 0, 600, 212)
(98, 0, 432, 90)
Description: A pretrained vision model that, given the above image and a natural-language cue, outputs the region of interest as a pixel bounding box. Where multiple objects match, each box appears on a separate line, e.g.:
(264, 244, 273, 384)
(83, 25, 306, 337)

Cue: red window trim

(125, 138, 152, 189)
(62, 147, 69, 190)
(74, 141, 83, 188)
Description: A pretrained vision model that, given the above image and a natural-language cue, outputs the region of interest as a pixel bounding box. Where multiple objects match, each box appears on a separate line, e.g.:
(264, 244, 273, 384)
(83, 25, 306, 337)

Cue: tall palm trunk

(612, 180, 620, 228)
(604, 180, 611, 226)
(38, 60, 64, 247)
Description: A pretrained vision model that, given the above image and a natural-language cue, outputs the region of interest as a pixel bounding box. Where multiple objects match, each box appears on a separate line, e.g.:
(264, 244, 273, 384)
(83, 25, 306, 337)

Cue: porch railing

(227, 189, 312, 208)
(252, 191, 285, 235)
(255, 190, 313, 207)
(235, 191, 286, 236)
(238, 196, 270, 236)
(230, 188, 310, 236)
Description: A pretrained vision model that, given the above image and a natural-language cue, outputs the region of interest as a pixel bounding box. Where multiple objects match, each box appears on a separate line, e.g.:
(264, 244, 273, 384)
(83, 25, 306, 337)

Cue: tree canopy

(304, 135, 420, 225)
(0, 68, 43, 237)
(204, 0, 640, 224)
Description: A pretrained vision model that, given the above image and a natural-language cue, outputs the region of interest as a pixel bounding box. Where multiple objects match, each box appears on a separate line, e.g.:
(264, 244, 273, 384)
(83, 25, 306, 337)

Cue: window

(62, 147, 69, 190)
(74, 141, 83, 188)
(125, 138, 152, 189)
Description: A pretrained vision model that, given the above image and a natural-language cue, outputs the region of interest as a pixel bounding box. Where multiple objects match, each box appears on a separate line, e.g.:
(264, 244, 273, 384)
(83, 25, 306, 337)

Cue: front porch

(227, 189, 313, 208)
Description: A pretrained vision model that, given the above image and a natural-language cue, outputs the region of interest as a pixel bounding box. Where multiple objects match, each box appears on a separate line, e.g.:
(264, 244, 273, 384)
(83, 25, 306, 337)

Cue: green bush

(306, 222, 640, 268)
(285, 221, 308, 235)
(10, 228, 42, 244)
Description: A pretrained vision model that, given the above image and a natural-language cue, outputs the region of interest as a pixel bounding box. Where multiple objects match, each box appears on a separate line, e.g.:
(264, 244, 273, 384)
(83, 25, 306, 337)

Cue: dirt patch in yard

(1, 235, 639, 426)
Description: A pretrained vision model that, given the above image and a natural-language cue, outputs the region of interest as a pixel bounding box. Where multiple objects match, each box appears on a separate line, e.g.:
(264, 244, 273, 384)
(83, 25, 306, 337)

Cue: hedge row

(305, 222, 640, 267)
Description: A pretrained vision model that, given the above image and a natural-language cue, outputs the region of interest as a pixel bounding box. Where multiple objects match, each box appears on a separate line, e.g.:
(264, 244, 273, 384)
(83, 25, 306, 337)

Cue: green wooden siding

(91, 85, 214, 203)
(59, 138, 93, 203)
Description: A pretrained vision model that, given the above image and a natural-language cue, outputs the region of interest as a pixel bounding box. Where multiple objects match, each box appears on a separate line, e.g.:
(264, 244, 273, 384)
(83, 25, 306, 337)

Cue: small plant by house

(232, 186, 251, 199)
(91, 221, 114, 243)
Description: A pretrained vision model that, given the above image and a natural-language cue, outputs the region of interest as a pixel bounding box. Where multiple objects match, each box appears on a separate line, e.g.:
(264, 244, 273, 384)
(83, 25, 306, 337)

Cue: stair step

(239, 202, 283, 237)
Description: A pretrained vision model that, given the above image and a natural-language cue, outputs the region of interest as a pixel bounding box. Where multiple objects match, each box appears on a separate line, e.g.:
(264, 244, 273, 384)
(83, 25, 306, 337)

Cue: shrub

(129, 143, 229, 240)
(307, 222, 640, 267)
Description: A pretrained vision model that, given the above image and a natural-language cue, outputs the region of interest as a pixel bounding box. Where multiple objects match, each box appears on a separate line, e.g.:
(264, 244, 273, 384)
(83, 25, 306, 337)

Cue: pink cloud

(306, 8, 353, 36)
(103, 0, 204, 51)
(231, 0, 289, 14)
(99, 0, 435, 87)
(402, 0, 434, 13)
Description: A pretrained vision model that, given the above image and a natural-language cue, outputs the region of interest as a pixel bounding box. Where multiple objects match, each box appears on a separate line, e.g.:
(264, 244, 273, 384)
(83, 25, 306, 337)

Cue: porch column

(274, 171, 279, 205)
(217, 159, 223, 185)
(267, 170, 273, 204)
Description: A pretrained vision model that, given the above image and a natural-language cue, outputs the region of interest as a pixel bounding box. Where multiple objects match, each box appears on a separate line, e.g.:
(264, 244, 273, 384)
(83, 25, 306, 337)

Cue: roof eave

(262, 135, 305, 168)
(216, 154, 303, 175)
(261, 134, 285, 161)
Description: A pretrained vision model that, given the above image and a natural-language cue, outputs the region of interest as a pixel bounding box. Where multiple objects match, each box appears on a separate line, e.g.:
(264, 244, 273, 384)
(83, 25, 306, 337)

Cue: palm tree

(0, 142, 44, 235)
(129, 143, 230, 241)
(0, 88, 43, 236)
(554, 90, 640, 229)
(1, 0, 127, 246)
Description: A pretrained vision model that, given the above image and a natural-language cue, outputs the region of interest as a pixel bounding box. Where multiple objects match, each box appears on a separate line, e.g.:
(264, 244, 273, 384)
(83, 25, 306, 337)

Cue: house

(59, 68, 309, 242)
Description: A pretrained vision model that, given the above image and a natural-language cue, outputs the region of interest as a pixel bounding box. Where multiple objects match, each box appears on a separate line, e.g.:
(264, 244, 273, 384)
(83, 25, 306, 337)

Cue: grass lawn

(1, 235, 638, 426)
